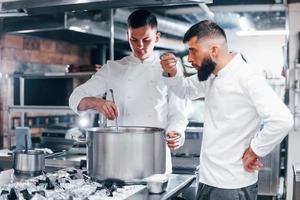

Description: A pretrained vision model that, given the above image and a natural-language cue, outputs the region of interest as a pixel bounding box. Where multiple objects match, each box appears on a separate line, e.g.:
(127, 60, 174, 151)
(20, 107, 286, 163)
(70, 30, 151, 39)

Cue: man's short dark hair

(183, 20, 227, 43)
(127, 9, 157, 29)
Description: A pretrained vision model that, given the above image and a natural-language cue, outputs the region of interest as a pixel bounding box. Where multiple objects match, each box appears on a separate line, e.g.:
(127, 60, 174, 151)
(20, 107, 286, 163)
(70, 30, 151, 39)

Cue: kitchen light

(69, 26, 87, 33)
(238, 16, 253, 31)
(78, 116, 89, 127)
(236, 30, 288, 36)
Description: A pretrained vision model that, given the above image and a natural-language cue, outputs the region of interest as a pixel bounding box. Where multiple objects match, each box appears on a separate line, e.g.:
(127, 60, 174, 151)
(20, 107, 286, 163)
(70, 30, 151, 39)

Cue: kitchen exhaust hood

(0, 0, 212, 15)
(1, 8, 193, 51)
(0, 0, 212, 51)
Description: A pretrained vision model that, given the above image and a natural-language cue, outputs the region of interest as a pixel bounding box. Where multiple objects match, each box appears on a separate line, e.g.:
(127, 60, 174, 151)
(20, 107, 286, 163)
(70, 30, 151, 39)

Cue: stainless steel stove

(0, 168, 145, 200)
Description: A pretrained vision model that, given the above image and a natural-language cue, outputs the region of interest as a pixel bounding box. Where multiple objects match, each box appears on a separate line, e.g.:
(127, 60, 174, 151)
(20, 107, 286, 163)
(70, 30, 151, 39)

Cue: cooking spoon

(109, 89, 119, 132)
(24, 135, 28, 153)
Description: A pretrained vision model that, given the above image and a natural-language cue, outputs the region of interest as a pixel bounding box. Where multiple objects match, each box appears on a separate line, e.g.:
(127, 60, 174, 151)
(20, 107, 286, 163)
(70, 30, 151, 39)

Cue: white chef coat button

(147, 114, 152, 118)
(128, 79, 132, 82)
(127, 96, 131, 99)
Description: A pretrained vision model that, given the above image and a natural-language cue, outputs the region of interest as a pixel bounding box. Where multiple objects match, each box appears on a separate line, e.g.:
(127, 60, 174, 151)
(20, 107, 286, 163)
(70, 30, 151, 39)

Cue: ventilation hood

(0, 0, 212, 51)
(0, 0, 212, 16)
(1, 7, 195, 51)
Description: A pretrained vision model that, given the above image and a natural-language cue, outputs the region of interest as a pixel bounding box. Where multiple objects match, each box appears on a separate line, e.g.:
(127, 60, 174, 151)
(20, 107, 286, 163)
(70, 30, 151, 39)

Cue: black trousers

(196, 182, 258, 200)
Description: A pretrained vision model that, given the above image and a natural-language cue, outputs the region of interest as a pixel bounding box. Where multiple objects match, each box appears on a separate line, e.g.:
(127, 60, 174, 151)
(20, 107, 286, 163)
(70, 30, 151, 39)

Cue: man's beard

(196, 56, 217, 81)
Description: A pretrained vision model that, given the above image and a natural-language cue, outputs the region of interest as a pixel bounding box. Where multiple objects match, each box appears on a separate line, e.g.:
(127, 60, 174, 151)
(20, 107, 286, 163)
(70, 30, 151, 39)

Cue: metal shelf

(11, 72, 95, 79)
(6, 72, 94, 148)
(8, 106, 73, 113)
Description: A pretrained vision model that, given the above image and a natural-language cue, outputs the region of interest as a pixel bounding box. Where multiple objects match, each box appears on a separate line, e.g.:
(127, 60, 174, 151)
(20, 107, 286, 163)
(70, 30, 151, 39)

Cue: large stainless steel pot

(13, 149, 45, 175)
(86, 126, 166, 182)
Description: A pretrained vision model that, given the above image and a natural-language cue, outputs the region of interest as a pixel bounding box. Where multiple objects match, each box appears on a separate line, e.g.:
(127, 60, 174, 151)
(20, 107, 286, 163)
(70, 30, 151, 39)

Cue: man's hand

(95, 99, 119, 120)
(160, 53, 178, 77)
(166, 131, 181, 150)
(242, 146, 263, 173)
(78, 97, 118, 120)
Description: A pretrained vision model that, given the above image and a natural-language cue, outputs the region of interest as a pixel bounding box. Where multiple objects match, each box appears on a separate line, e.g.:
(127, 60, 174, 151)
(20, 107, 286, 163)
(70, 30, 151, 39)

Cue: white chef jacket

(163, 53, 293, 188)
(69, 53, 188, 174)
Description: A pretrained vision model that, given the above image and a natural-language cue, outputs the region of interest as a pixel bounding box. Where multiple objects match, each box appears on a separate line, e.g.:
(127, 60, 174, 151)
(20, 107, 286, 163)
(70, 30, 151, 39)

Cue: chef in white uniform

(69, 9, 188, 174)
(160, 20, 293, 199)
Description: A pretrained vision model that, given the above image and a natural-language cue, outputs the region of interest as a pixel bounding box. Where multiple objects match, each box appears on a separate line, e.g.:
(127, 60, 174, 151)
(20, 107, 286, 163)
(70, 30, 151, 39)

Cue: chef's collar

(215, 53, 242, 78)
(130, 53, 156, 64)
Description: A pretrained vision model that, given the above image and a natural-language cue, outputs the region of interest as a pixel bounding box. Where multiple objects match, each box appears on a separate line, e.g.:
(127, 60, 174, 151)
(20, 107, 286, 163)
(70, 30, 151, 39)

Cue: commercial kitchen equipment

(85, 126, 166, 182)
(293, 163, 300, 200)
(172, 125, 203, 174)
(6, 72, 94, 149)
(15, 127, 32, 150)
(41, 126, 75, 152)
(0, 166, 195, 200)
(13, 149, 45, 176)
(171, 124, 202, 199)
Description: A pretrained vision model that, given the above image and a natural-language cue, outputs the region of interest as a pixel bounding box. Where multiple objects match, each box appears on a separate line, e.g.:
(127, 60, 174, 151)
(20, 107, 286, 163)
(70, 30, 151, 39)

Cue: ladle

(109, 89, 119, 132)
(24, 134, 28, 153)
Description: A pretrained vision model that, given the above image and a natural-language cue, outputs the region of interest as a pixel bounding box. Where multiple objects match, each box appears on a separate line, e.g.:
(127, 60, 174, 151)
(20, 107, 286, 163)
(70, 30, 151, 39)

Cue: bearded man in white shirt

(160, 20, 293, 200)
(69, 9, 188, 174)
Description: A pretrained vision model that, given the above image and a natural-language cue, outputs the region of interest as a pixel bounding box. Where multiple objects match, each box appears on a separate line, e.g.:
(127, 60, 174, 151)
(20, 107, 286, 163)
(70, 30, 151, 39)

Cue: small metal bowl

(145, 174, 169, 194)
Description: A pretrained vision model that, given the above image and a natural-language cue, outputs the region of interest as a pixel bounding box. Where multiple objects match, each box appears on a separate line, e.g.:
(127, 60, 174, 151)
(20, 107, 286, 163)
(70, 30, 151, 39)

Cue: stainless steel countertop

(0, 168, 195, 200)
(128, 174, 195, 200)
(1, 149, 195, 199)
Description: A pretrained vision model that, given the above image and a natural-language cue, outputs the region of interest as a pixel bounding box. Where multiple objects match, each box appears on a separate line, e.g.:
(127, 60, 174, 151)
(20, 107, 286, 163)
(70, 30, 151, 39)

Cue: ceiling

(0, 0, 288, 52)
(149, 0, 286, 31)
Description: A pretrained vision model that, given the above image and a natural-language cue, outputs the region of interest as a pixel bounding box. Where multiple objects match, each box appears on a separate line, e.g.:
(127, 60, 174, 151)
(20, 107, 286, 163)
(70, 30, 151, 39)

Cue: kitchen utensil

(109, 89, 119, 131)
(24, 135, 28, 153)
(145, 174, 169, 194)
(86, 126, 166, 182)
(13, 149, 45, 176)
